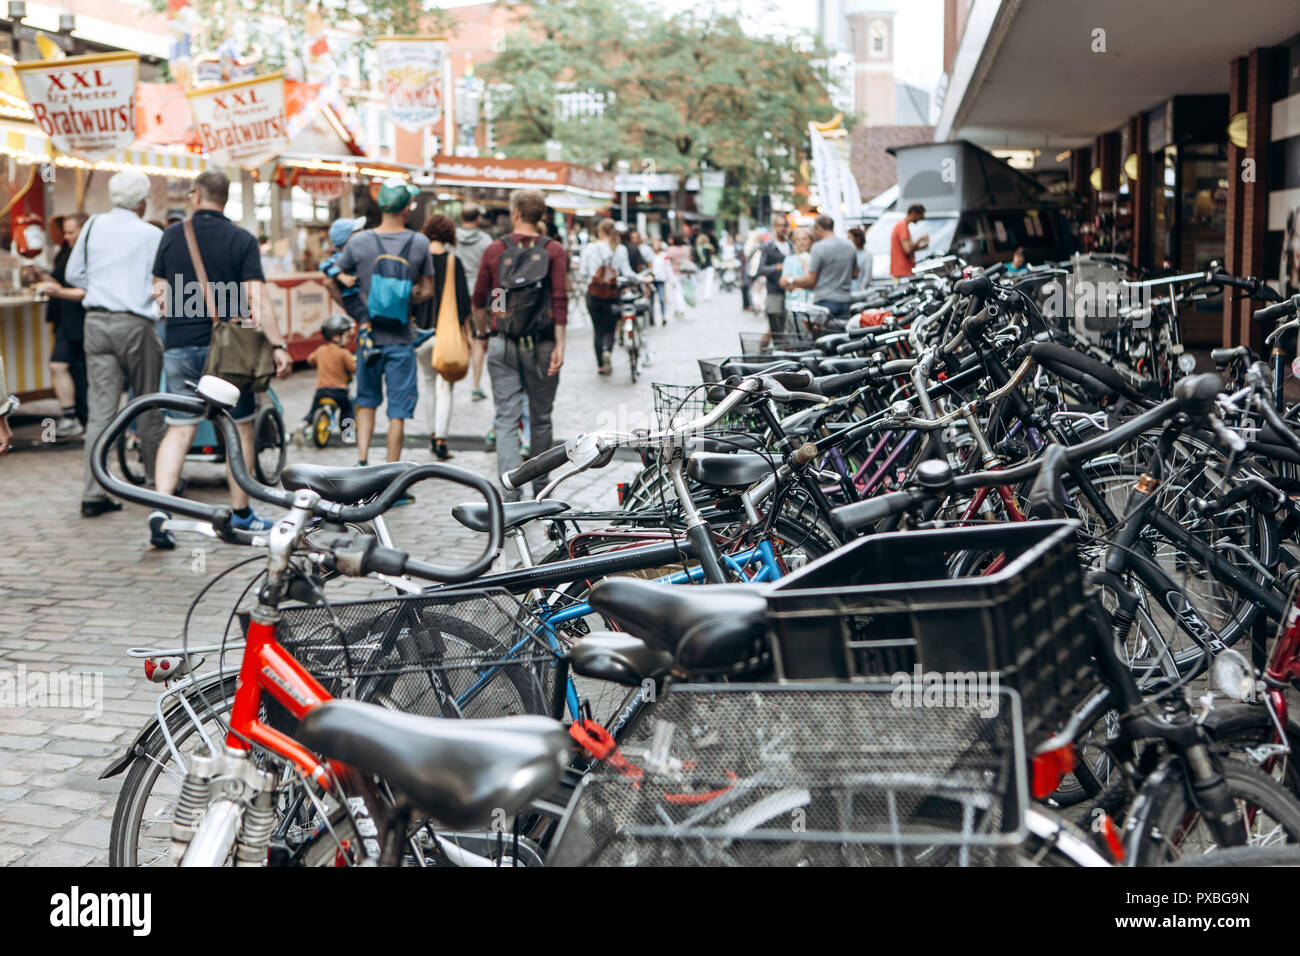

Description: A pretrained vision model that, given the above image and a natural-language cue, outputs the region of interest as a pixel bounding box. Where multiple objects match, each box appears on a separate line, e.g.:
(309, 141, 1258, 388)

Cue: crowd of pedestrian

(13, 162, 889, 542)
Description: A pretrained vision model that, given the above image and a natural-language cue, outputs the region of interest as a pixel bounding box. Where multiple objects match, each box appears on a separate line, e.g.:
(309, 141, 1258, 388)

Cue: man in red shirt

(890, 203, 929, 277)
(471, 189, 567, 499)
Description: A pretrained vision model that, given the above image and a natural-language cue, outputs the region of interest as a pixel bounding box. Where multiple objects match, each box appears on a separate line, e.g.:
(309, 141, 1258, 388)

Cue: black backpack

(497, 235, 553, 339)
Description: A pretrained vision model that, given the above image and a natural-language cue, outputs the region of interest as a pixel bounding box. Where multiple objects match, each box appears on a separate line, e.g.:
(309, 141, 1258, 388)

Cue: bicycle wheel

(1061, 453, 1275, 676)
(311, 406, 334, 448)
(1130, 758, 1300, 864)
(253, 406, 287, 485)
(115, 430, 148, 486)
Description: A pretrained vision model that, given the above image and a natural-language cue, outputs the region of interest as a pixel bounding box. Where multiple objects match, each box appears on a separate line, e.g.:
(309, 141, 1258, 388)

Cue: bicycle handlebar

(1254, 294, 1300, 325)
(831, 373, 1227, 531)
(92, 390, 505, 582)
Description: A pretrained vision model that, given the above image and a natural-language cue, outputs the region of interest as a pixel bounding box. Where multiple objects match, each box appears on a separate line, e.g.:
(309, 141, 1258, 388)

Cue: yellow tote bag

(432, 251, 469, 383)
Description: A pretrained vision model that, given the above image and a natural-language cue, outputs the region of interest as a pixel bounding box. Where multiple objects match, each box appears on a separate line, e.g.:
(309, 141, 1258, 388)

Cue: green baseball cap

(376, 178, 419, 212)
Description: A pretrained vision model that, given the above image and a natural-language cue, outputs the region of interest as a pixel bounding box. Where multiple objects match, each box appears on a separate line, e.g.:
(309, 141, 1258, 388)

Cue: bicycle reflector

(1031, 744, 1077, 799)
(617, 482, 627, 506)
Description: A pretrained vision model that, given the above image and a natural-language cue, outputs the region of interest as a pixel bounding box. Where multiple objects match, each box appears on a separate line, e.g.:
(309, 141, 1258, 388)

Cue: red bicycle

(93, 379, 571, 866)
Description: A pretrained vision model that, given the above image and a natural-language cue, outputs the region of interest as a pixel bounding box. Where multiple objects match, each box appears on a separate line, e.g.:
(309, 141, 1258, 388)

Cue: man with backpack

(334, 179, 434, 479)
(471, 189, 567, 501)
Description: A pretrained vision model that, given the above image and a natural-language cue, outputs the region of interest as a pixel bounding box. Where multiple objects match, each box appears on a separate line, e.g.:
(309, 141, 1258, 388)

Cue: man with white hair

(67, 169, 165, 518)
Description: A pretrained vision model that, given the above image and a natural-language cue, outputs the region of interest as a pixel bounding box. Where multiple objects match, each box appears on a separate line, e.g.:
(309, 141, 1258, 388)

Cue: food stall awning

(431, 155, 615, 203)
(0, 117, 206, 176)
(277, 152, 418, 179)
(545, 190, 608, 215)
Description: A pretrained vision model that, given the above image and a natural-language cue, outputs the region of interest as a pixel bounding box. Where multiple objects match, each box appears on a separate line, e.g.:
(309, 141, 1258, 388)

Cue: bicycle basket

(239, 588, 561, 736)
(651, 382, 761, 434)
(738, 331, 814, 357)
(765, 520, 1097, 745)
(550, 683, 1028, 867)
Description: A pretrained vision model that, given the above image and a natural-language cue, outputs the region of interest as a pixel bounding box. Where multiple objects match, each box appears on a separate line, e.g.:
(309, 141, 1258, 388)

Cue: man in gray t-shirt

(781, 213, 858, 324)
(334, 180, 434, 473)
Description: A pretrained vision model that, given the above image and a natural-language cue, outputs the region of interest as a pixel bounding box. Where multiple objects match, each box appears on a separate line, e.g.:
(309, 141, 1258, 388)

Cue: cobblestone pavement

(0, 293, 762, 865)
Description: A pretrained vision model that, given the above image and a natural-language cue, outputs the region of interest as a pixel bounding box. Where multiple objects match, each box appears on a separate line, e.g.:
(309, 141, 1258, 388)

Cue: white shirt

(579, 241, 636, 283)
(65, 206, 163, 319)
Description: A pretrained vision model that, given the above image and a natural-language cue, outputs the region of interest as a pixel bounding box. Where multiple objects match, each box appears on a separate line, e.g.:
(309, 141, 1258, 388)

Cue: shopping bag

(431, 252, 469, 382)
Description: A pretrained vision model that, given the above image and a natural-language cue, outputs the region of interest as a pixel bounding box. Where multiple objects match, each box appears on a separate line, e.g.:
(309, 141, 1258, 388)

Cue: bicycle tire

(1129, 758, 1300, 865)
(109, 675, 240, 867)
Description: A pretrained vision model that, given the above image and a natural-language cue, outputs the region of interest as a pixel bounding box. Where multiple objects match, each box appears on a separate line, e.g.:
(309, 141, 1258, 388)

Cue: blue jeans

(814, 299, 851, 320)
(163, 345, 256, 426)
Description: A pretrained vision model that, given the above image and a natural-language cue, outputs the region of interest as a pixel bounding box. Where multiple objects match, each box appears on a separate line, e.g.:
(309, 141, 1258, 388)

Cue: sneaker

(357, 460, 370, 468)
(81, 498, 122, 517)
(148, 510, 176, 550)
(484, 430, 496, 453)
(471, 389, 487, 402)
(520, 439, 532, 459)
(599, 352, 613, 375)
(231, 510, 274, 532)
(55, 416, 84, 439)
(433, 440, 453, 461)
(393, 493, 416, 507)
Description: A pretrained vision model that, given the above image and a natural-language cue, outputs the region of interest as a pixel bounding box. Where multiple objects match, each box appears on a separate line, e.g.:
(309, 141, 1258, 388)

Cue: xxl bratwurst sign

(14, 51, 139, 159)
(187, 72, 288, 170)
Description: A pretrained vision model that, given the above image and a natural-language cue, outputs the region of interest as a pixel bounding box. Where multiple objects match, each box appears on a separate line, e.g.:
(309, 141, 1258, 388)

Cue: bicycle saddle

(589, 579, 770, 676)
(569, 633, 671, 687)
(451, 499, 569, 533)
(685, 452, 774, 489)
(281, 461, 417, 504)
(683, 434, 764, 455)
(295, 700, 569, 829)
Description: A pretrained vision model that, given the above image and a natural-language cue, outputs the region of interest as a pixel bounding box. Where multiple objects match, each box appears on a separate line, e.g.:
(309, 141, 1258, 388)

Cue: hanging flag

(15, 52, 139, 159)
(187, 72, 288, 169)
(375, 36, 446, 132)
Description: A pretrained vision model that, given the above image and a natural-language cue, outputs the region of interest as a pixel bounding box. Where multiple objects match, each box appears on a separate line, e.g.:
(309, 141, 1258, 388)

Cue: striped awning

(0, 118, 207, 177)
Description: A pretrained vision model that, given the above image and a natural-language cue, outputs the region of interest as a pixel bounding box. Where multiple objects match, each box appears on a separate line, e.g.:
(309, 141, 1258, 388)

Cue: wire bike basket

(651, 382, 762, 435)
(237, 588, 562, 735)
(737, 331, 815, 357)
(764, 520, 1098, 745)
(550, 683, 1028, 867)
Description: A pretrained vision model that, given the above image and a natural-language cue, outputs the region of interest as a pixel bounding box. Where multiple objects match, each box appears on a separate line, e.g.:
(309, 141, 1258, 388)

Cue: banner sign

(376, 36, 445, 132)
(14, 51, 139, 159)
(292, 170, 348, 201)
(187, 72, 288, 170)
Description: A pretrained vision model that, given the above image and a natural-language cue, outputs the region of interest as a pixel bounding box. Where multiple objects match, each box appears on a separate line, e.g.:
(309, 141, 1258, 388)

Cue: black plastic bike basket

(764, 520, 1097, 744)
(550, 683, 1028, 867)
(237, 588, 561, 736)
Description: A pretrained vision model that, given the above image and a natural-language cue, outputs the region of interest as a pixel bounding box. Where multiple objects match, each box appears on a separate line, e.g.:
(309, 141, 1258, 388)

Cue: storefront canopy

(938, 0, 1300, 148)
(0, 117, 206, 177)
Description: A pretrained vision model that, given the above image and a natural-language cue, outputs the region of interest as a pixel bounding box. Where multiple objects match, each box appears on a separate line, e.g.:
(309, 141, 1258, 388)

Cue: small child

(322, 216, 368, 326)
(302, 315, 357, 442)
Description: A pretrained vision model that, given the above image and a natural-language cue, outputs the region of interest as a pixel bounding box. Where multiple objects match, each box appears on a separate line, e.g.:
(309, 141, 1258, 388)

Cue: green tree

(483, 0, 834, 215)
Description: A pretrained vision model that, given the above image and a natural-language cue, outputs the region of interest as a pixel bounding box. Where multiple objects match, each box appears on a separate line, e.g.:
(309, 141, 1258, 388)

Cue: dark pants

(587, 294, 618, 363)
(740, 276, 752, 311)
(304, 387, 353, 426)
(51, 326, 88, 423)
(487, 336, 559, 501)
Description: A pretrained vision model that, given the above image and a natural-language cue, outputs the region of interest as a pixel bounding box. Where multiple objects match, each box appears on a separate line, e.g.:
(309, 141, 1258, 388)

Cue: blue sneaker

(231, 510, 274, 532)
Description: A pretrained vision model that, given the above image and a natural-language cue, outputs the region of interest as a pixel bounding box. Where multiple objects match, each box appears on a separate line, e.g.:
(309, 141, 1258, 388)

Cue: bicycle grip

(1254, 295, 1299, 325)
(953, 275, 994, 298)
(831, 489, 920, 533)
(501, 441, 571, 491)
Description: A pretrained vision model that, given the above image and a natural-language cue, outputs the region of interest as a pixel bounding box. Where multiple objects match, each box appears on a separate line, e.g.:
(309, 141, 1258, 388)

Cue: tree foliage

(483, 0, 834, 211)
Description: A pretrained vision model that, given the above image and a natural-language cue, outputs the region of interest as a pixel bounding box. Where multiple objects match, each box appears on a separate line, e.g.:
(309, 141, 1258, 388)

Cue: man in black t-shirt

(148, 170, 291, 548)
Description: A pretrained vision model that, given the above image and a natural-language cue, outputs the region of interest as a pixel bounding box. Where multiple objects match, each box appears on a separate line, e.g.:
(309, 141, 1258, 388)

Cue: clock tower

(848, 3, 896, 126)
